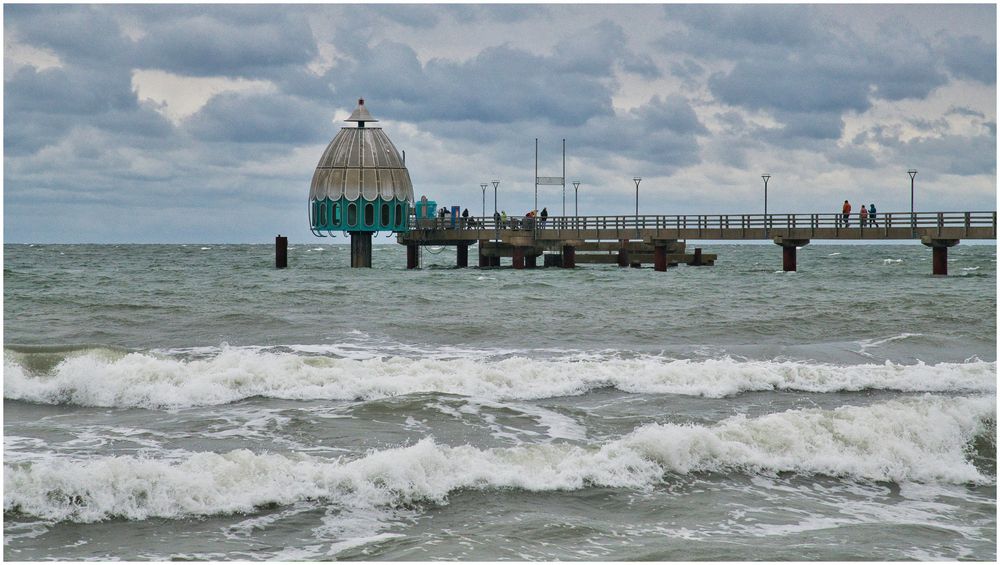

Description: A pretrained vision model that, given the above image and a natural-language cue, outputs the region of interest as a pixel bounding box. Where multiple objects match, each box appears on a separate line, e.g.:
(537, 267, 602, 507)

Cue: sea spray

(4, 347, 996, 408)
(6, 395, 993, 523)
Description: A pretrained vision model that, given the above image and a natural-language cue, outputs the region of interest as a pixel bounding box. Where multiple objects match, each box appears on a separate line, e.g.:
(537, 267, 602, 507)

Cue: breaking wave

(4, 346, 995, 409)
(5, 396, 994, 523)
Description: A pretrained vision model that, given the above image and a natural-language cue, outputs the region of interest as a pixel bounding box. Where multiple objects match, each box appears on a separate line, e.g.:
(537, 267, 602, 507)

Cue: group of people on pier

(839, 200, 878, 227)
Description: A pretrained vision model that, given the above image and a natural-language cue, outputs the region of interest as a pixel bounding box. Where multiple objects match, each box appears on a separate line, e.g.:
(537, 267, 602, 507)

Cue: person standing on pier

(462, 208, 469, 228)
(869, 203, 878, 227)
(860, 204, 868, 227)
(842, 200, 852, 227)
(540, 207, 548, 226)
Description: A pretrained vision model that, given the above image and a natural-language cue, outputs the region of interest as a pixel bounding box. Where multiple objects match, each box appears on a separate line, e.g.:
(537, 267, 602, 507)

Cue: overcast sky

(4, 3, 996, 243)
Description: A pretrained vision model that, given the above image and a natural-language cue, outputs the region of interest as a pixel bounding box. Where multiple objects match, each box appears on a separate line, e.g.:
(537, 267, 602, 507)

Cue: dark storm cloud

(6, 4, 134, 65)
(663, 5, 953, 144)
(133, 10, 317, 78)
(324, 19, 657, 127)
(184, 92, 331, 144)
(938, 34, 997, 84)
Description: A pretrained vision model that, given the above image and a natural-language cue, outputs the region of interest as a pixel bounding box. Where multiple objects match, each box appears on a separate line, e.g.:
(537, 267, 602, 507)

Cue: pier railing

(411, 211, 996, 238)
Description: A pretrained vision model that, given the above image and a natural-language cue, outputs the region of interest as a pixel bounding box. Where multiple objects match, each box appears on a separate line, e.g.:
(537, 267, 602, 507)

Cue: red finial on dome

(346, 98, 378, 125)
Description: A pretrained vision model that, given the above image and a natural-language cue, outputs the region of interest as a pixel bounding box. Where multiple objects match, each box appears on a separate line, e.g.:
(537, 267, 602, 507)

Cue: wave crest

(4, 347, 995, 408)
(5, 396, 994, 523)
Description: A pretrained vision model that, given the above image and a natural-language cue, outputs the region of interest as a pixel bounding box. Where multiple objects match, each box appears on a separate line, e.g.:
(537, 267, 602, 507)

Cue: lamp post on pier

(480, 183, 487, 219)
(908, 169, 917, 237)
(492, 179, 500, 214)
(762, 173, 771, 236)
(573, 180, 581, 217)
(633, 177, 642, 239)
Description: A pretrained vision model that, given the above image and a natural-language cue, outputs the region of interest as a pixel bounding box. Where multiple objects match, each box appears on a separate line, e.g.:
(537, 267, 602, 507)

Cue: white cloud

(130, 69, 276, 123)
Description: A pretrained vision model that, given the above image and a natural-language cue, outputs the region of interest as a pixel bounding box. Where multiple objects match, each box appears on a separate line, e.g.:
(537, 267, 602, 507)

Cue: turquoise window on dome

(348, 202, 358, 228)
(310, 197, 411, 233)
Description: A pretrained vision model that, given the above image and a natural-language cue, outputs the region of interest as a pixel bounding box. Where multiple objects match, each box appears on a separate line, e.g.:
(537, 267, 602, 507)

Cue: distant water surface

(4, 243, 996, 560)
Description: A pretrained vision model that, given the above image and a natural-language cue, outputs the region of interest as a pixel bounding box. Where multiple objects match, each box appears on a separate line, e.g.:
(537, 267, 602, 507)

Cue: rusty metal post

(618, 240, 629, 267)
(457, 244, 468, 268)
(562, 245, 576, 268)
(654, 244, 666, 271)
(275, 235, 288, 269)
(406, 244, 419, 269)
(693, 247, 703, 266)
(513, 246, 525, 269)
(783, 245, 796, 272)
(933, 246, 947, 275)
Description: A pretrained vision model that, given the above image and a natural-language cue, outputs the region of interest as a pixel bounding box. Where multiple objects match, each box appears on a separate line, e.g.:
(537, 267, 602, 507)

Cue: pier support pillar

(406, 244, 419, 269)
(782, 246, 796, 272)
(618, 240, 630, 267)
(693, 248, 703, 266)
(526, 254, 537, 269)
(491, 255, 501, 267)
(350, 232, 372, 268)
(773, 237, 810, 272)
(654, 245, 667, 271)
(562, 245, 576, 269)
(479, 241, 490, 267)
(457, 244, 468, 268)
(921, 237, 959, 276)
(275, 235, 288, 269)
(513, 246, 526, 269)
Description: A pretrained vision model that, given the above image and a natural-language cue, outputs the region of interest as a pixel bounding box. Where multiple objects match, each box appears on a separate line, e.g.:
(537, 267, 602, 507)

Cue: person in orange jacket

(859, 203, 868, 227)
(842, 200, 852, 227)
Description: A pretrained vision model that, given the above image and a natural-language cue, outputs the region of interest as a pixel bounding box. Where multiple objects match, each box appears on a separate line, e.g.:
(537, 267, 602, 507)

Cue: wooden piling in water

(275, 235, 288, 269)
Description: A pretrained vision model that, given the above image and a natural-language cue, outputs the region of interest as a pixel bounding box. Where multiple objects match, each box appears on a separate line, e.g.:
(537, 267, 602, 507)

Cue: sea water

(3, 243, 996, 560)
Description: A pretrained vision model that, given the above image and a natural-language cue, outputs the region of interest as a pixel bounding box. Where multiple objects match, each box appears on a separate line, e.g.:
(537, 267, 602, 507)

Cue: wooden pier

(397, 210, 996, 275)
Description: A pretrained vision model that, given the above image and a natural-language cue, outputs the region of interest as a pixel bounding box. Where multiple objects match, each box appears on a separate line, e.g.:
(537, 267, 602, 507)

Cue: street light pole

(573, 181, 581, 217)
(908, 169, 917, 236)
(492, 179, 500, 214)
(481, 183, 487, 219)
(633, 177, 642, 239)
(633, 177, 642, 216)
(762, 173, 770, 235)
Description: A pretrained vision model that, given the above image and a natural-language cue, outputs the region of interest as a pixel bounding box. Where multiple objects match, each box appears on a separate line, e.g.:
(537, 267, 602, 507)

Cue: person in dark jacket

(868, 203, 877, 227)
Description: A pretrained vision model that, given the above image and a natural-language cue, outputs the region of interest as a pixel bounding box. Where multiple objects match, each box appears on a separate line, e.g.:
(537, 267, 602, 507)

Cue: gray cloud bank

(4, 4, 995, 243)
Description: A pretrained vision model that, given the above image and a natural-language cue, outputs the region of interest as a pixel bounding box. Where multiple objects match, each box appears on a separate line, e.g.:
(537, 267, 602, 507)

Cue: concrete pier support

(457, 244, 468, 268)
(654, 245, 667, 271)
(562, 245, 576, 268)
(921, 236, 959, 275)
(275, 235, 288, 269)
(526, 254, 537, 269)
(693, 248, 703, 266)
(618, 240, 630, 267)
(406, 244, 419, 269)
(513, 246, 526, 269)
(773, 237, 810, 272)
(350, 232, 372, 268)
(491, 255, 501, 267)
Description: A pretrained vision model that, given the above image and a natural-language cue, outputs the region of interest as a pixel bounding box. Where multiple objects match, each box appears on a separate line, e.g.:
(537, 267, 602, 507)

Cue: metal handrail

(406, 211, 997, 234)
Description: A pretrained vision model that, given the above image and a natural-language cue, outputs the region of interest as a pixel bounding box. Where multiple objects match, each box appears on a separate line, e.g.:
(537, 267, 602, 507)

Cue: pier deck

(394, 211, 996, 274)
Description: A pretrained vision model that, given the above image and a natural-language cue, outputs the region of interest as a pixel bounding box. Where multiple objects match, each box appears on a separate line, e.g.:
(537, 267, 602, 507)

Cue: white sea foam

(4, 396, 993, 523)
(4, 348, 995, 408)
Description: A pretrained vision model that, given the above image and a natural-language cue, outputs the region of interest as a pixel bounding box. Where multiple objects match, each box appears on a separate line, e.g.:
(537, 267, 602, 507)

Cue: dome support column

(350, 232, 372, 268)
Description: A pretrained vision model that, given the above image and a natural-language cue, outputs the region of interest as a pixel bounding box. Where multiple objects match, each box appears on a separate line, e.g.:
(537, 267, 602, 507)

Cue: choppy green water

(4, 243, 997, 560)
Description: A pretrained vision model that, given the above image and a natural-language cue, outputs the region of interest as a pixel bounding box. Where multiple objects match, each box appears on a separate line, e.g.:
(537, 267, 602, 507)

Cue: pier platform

(392, 211, 995, 274)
